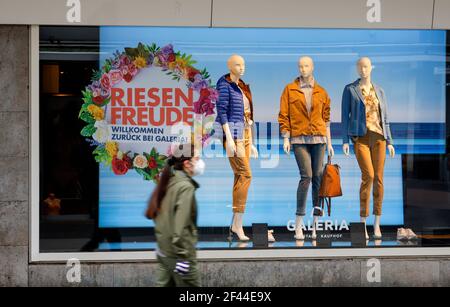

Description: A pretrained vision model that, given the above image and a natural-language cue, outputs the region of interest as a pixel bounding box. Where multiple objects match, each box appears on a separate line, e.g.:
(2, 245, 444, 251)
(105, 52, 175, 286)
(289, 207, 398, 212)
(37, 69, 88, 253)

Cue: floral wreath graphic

(79, 43, 218, 183)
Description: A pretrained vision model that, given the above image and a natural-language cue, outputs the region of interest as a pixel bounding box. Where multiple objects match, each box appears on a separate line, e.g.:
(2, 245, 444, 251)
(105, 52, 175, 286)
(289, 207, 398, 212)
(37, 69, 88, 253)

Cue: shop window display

(38, 26, 450, 254)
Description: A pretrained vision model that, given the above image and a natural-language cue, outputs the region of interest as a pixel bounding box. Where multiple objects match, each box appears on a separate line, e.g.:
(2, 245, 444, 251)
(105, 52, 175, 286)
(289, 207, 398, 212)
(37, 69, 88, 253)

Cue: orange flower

(87, 104, 104, 120)
(105, 141, 118, 157)
(133, 56, 147, 69)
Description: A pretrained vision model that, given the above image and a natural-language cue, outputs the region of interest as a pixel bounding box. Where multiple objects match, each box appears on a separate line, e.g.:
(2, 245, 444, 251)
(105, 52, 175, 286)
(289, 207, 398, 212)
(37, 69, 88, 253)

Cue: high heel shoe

(294, 216, 305, 240)
(228, 213, 250, 242)
(227, 225, 234, 243)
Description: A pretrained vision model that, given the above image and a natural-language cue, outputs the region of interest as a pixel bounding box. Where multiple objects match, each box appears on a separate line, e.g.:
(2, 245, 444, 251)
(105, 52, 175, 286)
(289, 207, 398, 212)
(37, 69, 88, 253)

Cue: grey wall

(24, 259, 450, 287)
(0, 0, 449, 29)
(0, 25, 29, 287)
(1, 21, 450, 286)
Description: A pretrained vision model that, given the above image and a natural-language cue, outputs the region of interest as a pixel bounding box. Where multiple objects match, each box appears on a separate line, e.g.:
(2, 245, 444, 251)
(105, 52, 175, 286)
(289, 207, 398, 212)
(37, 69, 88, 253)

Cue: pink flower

(194, 98, 215, 116)
(128, 63, 138, 76)
(120, 55, 131, 66)
(100, 74, 111, 91)
(121, 65, 129, 76)
(209, 89, 219, 101)
(109, 69, 123, 86)
(92, 88, 102, 98)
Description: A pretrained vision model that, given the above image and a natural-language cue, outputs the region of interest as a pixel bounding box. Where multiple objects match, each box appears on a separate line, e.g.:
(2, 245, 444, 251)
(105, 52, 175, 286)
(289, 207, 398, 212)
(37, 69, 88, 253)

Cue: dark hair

(146, 144, 195, 219)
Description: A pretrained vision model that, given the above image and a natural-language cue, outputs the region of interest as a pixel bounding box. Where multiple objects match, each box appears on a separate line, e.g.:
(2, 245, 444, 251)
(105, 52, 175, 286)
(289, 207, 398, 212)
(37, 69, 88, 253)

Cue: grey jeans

(292, 143, 326, 216)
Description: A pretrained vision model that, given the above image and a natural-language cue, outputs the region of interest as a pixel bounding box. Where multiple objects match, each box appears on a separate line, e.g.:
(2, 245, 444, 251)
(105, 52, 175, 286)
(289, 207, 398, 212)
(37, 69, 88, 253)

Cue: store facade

(1, 0, 450, 286)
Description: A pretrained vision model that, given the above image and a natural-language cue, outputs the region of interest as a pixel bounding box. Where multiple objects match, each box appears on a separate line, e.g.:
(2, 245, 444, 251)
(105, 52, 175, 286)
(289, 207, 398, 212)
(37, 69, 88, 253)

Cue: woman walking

(146, 144, 205, 287)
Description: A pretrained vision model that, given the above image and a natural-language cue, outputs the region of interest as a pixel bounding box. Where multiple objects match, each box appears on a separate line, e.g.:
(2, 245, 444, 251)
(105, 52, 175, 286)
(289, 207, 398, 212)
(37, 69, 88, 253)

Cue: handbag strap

(326, 197, 331, 216)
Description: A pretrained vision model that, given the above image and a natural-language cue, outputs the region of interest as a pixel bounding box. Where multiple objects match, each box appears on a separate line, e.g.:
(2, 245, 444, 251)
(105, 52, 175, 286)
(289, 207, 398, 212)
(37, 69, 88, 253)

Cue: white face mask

(192, 159, 205, 176)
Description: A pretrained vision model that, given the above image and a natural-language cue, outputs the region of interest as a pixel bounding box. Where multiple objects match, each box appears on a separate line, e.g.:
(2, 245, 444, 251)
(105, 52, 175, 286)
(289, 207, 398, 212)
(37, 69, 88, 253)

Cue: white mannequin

(284, 57, 334, 241)
(343, 57, 395, 240)
(223, 55, 258, 159)
(224, 55, 258, 241)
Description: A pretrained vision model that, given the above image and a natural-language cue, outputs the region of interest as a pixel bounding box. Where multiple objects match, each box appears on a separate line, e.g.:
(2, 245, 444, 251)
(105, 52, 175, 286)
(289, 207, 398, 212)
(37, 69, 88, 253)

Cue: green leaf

(81, 124, 96, 137)
(81, 101, 92, 110)
(150, 148, 157, 157)
(94, 155, 103, 163)
(83, 96, 93, 105)
(135, 168, 153, 181)
(79, 112, 95, 124)
(93, 146, 112, 166)
(91, 70, 102, 81)
(143, 152, 151, 161)
(125, 48, 139, 59)
(150, 168, 158, 178)
(103, 63, 111, 73)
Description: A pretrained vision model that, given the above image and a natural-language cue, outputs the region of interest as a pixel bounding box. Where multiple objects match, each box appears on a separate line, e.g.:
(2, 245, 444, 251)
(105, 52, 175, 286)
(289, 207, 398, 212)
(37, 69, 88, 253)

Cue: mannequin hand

(250, 144, 259, 158)
(283, 138, 291, 154)
(343, 143, 350, 156)
(327, 145, 334, 158)
(388, 144, 395, 158)
(225, 139, 236, 156)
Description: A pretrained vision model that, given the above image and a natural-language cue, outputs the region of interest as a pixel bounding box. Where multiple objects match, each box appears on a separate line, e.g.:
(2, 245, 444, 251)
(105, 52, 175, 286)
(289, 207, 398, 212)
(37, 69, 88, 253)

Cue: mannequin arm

(283, 137, 291, 155)
(248, 127, 258, 158)
(343, 143, 350, 156)
(222, 123, 236, 155)
(326, 124, 334, 157)
(388, 144, 395, 158)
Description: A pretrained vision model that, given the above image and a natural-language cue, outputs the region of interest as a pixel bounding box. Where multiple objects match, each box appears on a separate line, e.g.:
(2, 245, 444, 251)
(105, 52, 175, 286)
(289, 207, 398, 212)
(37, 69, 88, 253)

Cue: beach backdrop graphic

(98, 27, 446, 228)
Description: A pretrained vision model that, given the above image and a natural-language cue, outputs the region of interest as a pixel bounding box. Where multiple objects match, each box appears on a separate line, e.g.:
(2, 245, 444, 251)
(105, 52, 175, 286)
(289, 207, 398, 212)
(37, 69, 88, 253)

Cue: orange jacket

(278, 78, 331, 138)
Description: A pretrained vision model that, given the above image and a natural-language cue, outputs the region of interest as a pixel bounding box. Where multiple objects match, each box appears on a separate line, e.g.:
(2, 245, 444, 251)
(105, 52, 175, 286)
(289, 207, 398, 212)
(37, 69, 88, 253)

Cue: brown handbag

(318, 156, 343, 216)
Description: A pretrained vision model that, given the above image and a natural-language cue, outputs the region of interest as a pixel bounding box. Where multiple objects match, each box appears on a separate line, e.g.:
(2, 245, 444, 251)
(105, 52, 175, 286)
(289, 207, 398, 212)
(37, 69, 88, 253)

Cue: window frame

(29, 25, 450, 263)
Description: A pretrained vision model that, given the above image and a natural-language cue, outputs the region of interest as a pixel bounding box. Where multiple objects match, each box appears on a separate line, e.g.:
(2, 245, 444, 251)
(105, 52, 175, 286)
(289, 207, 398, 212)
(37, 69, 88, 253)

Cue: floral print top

(360, 84, 384, 136)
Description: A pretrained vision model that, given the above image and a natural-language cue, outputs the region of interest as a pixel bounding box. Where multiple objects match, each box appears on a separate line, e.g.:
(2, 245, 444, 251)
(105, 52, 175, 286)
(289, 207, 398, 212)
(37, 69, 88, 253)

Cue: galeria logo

(367, 0, 381, 23)
(66, 0, 81, 23)
(66, 258, 81, 283)
(366, 258, 381, 283)
(286, 219, 350, 231)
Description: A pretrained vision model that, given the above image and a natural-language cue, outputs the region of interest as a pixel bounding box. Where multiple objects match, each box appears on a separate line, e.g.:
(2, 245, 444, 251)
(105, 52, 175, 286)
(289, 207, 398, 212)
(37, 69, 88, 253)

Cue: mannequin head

(357, 57, 373, 79)
(227, 54, 245, 79)
(298, 56, 314, 80)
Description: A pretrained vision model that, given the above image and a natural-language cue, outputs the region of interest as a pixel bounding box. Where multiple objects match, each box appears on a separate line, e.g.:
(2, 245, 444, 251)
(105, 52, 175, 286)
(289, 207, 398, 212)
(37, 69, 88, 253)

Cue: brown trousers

(353, 130, 386, 217)
(225, 128, 252, 213)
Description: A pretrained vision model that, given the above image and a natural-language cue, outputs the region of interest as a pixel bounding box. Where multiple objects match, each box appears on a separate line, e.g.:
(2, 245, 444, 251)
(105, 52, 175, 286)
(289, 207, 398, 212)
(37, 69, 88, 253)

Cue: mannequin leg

(231, 213, 250, 241)
(292, 144, 312, 218)
(374, 215, 382, 239)
(360, 217, 369, 240)
(311, 144, 326, 214)
(311, 144, 326, 241)
(227, 130, 252, 242)
(354, 133, 377, 231)
(371, 133, 386, 240)
(312, 216, 319, 240)
(294, 215, 305, 240)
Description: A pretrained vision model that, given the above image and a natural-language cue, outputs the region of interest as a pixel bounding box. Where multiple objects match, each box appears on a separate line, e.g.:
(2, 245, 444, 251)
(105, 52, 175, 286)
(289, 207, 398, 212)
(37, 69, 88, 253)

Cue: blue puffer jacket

(341, 79, 393, 145)
(215, 74, 253, 139)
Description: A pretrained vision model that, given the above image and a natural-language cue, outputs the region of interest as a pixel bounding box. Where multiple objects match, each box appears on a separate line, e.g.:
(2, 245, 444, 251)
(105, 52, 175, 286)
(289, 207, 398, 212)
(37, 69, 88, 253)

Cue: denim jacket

(341, 79, 393, 145)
